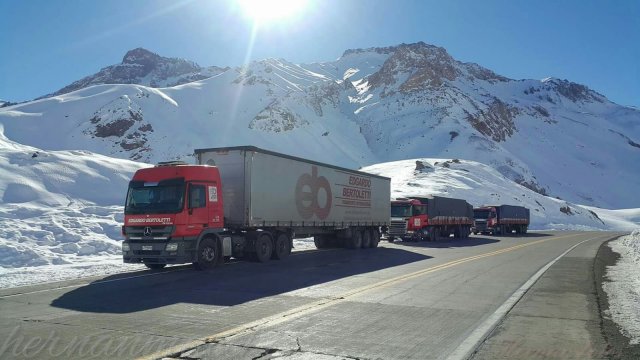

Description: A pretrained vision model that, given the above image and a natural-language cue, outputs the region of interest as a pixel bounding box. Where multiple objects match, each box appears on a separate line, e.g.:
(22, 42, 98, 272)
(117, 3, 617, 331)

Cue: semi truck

(387, 195, 474, 242)
(472, 205, 530, 235)
(121, 146, 391, 270)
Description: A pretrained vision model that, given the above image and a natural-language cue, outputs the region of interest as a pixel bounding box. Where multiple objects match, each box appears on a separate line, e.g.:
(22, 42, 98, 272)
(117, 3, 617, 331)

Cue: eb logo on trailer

(295, 166, 332, 219)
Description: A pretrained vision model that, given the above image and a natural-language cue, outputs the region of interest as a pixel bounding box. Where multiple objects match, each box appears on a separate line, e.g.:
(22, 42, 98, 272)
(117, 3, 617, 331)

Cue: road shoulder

(471, 237, 612, 359)
(594, 239, 640, 360)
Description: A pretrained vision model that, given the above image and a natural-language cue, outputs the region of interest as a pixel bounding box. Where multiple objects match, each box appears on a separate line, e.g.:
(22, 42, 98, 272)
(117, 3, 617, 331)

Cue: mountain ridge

(1, 42, 638, 209)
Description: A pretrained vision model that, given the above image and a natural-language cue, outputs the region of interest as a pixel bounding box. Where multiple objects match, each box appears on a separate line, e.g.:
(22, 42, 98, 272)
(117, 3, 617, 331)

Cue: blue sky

(1, 0, 638, 106)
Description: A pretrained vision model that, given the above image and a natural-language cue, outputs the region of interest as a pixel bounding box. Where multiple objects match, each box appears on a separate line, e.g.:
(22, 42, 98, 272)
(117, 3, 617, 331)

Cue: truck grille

(474, 220, 487, 231)
(388, 220, 407, 236)
(125, 225, 174, 240)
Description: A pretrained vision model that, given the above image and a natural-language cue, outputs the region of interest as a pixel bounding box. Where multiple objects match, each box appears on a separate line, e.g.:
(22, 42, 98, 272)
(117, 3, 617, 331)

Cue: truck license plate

(142, 245, 153, 251)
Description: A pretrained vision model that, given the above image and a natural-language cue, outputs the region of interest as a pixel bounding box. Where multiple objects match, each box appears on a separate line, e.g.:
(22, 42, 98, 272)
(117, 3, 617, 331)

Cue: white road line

(446, 235, 601, 360)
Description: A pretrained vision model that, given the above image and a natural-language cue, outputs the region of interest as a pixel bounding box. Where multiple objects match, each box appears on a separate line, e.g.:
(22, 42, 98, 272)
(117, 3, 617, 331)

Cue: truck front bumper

(122, 238, 196, 264)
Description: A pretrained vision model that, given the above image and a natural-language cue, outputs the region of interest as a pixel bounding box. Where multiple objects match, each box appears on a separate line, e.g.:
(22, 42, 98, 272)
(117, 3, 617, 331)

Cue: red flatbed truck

(387, 195, 474, 242)
(472, 205, 530, 235)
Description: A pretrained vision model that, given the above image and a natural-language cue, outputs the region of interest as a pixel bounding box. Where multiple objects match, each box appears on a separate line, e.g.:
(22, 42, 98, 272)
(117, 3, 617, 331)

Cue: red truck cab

(389, 198, 430, 240)
(122, 162, 224, 269)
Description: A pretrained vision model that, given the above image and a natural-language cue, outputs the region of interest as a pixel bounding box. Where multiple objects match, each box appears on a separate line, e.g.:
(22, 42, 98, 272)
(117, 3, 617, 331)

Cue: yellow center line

(138, 232, 584, 360)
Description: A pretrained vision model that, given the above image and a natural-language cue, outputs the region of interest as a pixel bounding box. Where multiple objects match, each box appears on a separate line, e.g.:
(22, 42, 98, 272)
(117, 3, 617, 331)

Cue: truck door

(207, 182, 224, 228)
(187, 183, 209, 235)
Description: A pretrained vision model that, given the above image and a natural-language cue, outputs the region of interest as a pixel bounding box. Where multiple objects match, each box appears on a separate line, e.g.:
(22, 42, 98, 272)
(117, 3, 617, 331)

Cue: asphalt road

(0, 231, 625, 359)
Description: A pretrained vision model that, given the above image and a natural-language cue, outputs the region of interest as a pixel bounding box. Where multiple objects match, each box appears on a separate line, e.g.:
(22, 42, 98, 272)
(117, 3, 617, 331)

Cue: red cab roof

(132, 165, 220, 182)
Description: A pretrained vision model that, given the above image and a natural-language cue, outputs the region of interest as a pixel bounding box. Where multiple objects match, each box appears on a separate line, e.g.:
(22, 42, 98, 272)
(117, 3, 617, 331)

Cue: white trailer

(194, 146, 390, 254)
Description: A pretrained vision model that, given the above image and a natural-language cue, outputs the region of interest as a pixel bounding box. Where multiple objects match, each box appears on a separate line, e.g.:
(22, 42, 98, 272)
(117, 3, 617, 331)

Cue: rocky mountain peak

(42, 48, 227, 99)
(542, 78, 605, 103)
(122, 48, 163, 66)
(367, 42, 460, 93)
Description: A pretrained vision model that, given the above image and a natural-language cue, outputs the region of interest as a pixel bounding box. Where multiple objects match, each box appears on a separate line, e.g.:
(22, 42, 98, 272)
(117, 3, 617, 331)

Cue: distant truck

(387, 195, 474, 242)
(472, 205, 530, 235)
(122, 146, 390, 270)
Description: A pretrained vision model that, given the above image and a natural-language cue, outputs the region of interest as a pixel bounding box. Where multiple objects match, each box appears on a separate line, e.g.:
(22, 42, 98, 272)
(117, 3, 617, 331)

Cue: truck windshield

(474, 209, 490, 219)
(391, 204, 411, 217)
(125, 181, 185, 215)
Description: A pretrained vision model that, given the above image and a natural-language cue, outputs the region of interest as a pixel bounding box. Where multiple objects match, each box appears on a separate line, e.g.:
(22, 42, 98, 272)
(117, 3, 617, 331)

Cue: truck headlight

(122, 243, 130, 252)
(165, 243, 178, 251)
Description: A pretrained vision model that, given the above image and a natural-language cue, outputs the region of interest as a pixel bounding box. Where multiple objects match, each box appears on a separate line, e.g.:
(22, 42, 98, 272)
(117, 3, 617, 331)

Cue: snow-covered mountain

(1, 42, 638, 209)
(42, 48, 229, 98)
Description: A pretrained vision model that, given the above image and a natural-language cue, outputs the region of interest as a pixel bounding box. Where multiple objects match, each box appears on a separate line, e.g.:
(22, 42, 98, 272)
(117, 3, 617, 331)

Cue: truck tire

(370, 229, 380, 248)
(255, 234, 273, 263)
(314, 235, 327, 249)
(144, 263, 166, 270)
(272, 232, 291, 260)
(454, 226, 461, 239)
(348, 230, 362, 249)
(387, 235, 395, 243)
(194, 237, 221, 270)
(361, 229, 372, 248)
(428, 227, 438, 242)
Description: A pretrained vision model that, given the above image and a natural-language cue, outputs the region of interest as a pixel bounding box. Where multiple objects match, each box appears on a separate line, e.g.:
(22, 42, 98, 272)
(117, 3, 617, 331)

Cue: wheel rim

(260, 241, 268, 256)
(202, 246, 215, 262)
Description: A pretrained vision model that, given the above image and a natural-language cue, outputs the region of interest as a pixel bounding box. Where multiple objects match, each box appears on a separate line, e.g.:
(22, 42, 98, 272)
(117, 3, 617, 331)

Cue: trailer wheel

(194, 237, 221, 270)
(348, 230, 362, 249)
(370, 229, 380, 248)
(144, 263, 166, 270)
(428, 227, 438, 242)
(314, 235, 327, 249)
(361, 229, 372, 248)
(255, 234, 273, 263)
(272, 232, 291, 260)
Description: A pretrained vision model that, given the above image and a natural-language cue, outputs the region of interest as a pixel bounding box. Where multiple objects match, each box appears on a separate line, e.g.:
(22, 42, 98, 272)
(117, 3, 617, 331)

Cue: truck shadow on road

(390, 237, 501, 248)
(387, 232, 554, 248)
(51, 247, 430, 314)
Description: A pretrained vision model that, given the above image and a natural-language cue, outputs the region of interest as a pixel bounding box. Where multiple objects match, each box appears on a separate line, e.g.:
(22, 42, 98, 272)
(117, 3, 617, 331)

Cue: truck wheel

(144, 263, 166, 270)
(370, 229, 380, 248)
(348, 230, 362, 249)
(194, 237, 221, 270)
(387, 235, 395, 243)
(428, 227, 437, 242)
(255, 234, 273, 263)
(361, 229, 372, 248)
(314, 235, 327, 249)
(272, 232, 291, 260)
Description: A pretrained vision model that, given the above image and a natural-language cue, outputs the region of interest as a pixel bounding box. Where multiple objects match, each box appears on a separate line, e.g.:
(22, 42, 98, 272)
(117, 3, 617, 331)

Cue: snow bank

(0, 125, 149, 286)
(604, 230, 640, 344)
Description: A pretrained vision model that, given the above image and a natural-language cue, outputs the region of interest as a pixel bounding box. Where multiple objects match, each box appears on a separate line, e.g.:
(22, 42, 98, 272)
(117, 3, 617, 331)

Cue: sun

(237, 0, 309, 24)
